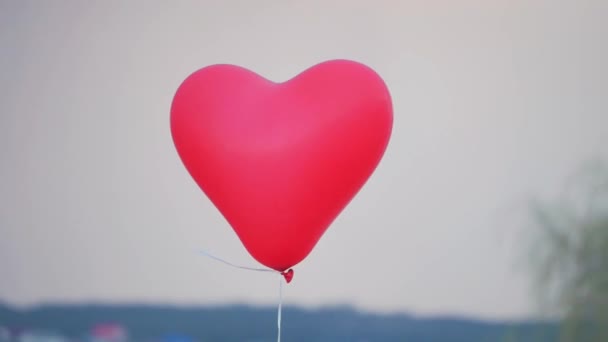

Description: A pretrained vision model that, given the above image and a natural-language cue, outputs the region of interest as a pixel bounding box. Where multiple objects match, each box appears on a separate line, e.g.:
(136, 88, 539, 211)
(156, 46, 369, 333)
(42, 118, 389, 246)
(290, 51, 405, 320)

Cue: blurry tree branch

(527, 160, 608, 341)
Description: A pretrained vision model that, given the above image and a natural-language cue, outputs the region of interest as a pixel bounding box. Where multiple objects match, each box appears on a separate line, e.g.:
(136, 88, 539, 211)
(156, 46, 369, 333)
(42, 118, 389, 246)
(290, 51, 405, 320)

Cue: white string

(197, 250, 285, 342)
(278, 275, 283, 342)
(198, 250, 277, 273)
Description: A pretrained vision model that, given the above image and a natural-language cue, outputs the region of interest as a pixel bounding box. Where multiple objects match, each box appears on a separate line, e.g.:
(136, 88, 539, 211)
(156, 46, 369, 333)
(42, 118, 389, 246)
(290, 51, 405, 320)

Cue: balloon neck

(281, 269, 294, 284)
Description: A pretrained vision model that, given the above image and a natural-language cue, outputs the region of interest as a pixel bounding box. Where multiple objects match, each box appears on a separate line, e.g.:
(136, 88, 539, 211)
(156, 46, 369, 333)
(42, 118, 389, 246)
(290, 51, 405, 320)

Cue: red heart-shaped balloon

(171, 60, 392, 271)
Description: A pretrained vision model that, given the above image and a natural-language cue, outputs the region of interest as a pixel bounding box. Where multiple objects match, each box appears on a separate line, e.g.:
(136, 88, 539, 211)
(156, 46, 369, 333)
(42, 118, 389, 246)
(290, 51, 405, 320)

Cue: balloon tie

(197, 250, 293, 342)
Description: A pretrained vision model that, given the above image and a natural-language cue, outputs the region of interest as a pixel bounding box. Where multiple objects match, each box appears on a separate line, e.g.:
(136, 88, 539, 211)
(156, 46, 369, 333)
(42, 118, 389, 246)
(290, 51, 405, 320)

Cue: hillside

(0, 303, 557, 341)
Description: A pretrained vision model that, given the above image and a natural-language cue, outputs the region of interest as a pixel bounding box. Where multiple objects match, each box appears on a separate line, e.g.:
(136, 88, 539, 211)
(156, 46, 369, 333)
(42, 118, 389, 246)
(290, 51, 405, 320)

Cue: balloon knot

(281, 269, 294, 284)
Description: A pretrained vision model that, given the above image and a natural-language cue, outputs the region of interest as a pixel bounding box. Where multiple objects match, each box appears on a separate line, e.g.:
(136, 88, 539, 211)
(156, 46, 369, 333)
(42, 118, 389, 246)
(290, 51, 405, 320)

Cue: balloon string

(198, 250, 277, 273)
(278, 275, 283, 342)
(197, 250, 284, 342)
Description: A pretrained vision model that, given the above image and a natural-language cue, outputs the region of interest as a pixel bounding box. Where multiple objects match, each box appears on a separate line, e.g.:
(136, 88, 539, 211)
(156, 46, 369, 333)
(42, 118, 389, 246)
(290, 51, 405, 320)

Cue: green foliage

(528, 161, 608, 342)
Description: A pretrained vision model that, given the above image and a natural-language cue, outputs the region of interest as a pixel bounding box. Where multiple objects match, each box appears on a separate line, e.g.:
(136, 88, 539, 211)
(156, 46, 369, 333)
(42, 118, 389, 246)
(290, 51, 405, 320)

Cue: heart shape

(171, 60, 392, 271)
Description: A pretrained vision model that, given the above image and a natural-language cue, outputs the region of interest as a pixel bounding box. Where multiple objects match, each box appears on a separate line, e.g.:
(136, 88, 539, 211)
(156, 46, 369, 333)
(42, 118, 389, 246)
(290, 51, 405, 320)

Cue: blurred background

(1, 0, 607, 341)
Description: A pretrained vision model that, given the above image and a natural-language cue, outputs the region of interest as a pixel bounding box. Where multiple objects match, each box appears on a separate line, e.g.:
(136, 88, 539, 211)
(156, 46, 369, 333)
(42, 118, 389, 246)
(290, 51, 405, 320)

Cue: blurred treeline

(525, 160, 608, 341)
(0, 303, 556, 342)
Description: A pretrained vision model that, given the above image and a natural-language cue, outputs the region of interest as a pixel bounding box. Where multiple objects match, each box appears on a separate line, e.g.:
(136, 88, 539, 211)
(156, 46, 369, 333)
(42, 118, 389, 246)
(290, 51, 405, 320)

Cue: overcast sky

(1, 0, 607, 320)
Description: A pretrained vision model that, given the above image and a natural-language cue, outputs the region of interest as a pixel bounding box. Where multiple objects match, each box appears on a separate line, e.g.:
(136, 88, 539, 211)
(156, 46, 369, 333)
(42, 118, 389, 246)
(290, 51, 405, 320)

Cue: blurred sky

(1, 0, 607, 320)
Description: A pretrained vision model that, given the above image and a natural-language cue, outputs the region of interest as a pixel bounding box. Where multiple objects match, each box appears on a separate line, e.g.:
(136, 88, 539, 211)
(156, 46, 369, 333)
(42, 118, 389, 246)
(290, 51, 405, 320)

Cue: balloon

(171, 59, 393, 272)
